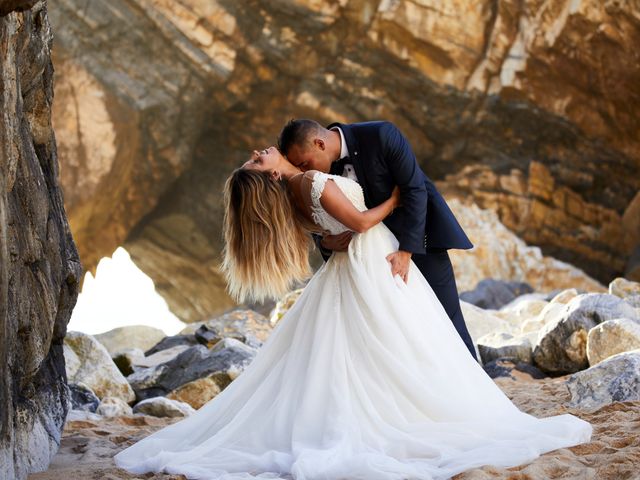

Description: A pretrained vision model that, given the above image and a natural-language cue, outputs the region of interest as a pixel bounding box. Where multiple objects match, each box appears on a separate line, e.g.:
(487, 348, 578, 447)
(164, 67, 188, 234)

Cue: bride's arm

(319, 179, 400, 234)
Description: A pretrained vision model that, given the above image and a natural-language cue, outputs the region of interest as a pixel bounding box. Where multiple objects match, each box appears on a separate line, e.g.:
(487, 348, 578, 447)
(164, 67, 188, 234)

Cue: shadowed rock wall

(48, 0, 639, 321)
(0, 1, 81, 478)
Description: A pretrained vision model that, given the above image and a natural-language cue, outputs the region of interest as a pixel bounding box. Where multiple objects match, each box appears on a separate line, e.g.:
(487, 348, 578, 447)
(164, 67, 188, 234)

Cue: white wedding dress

(113, 172, 592, 480)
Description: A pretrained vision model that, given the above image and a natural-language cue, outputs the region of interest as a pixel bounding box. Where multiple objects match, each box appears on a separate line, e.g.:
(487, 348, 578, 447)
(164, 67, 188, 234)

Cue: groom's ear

(314, 138, 325, 151)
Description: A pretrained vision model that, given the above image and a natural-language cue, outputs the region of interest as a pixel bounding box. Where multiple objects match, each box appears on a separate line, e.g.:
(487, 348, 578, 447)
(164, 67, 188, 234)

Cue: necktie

(330, 156, 349, 175)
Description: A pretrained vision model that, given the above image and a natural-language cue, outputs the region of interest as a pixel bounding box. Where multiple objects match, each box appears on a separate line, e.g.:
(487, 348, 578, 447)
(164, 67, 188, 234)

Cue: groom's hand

(321, 231, 353, 252)
(386, 250, 412, 283)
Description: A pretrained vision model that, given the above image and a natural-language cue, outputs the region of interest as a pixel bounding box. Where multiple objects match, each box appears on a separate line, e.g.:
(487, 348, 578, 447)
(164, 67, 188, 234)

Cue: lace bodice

(309, 172, 367, 235)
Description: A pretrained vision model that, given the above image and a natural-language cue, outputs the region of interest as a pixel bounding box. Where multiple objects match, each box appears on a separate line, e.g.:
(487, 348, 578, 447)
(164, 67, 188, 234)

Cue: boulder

(63, 343, 82, 378)
(270, 288, 305, 325)
(533, 293, 638, 374)
(548, 288, 581, 305)
(96, 397, 133, 417)
(128, 343, 256, 401)
(68, 384, 100, 413)
(94, 325, 167, 356)
(64, 331, 135, 403)
(242, 334, 264, 350)
(127, 366, 170, 401)
(195, 324, 224, 348)
(459, 279, 534, 310)
(519, 292, 578, 344)
(113, 346, 192, 376)
(112, 348, 145, 376)
(167, 375, 223, 410)
(587, 319, 640, 366)
(625, 295, 640, 308)
(497, 294, 548, 318)
(447, 200, 607, 295)
(482, 359, 546, 381)
(477, 332, 532, 364)
(519, 313, 552, 341)
(542, 289, 564, 301)
(133, 397, 195, 418)
(566, 350, 640, 410)
(66, 410, 104, 422)
(609, 277, 640, 299)
(210, 337, 257, 356)
(494, 296, 549, 335)
(460, 301, 513, 343)
(519, 327, 543, 349)
(180, 309, 272, 344)
(145, 334, 199, 356)
(133, 345, 192, 370)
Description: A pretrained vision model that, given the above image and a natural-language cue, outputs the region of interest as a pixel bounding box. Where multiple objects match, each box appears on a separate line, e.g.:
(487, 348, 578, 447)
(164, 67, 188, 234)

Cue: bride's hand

(390, 186, 401, 208)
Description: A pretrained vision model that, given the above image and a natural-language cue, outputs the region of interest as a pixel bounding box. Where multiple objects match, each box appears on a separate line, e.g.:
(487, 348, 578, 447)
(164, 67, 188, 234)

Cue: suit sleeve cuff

(313, 234, 333, 260)
(318, 243, 333, 258)
(398, 238, 426, 255)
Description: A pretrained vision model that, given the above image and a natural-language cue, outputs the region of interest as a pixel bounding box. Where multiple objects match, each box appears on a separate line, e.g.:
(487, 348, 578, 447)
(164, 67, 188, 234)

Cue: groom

(278, 119, 478, 361)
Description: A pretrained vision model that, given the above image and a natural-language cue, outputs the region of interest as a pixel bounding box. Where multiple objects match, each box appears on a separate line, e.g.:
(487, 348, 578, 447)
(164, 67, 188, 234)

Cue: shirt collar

(331, 126, 350, 159)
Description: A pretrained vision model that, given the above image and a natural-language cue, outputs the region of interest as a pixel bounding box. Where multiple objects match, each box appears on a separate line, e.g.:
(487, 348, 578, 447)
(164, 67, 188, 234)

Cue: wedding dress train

(113, 172, 592, 479)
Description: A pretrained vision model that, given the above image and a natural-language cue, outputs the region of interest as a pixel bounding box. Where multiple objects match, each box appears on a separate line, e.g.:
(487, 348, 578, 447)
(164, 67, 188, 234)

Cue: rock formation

(437, 162, 639, 284)
(47, 0, 640, 321)
(532, 293, 637, 374)
(64, 332, 135, 403)
(0, 1, 81, 479)
(132, 396, 195, 418)
(94, 325, 167, 357)
(447, 199, 605, 293)
(566, 350, 640, 410)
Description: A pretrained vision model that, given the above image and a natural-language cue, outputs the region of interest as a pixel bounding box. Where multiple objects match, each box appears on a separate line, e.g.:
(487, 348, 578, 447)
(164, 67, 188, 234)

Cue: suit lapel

(326, 122, 371, 206)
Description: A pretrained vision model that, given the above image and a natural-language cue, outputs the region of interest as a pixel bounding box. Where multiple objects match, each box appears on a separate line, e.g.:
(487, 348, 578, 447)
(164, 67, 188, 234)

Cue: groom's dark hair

(278, 119, 323, 155)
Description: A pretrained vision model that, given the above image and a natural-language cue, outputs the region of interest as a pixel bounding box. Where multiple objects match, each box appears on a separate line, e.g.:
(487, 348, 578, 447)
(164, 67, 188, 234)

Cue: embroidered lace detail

(309, 172, 367, 235)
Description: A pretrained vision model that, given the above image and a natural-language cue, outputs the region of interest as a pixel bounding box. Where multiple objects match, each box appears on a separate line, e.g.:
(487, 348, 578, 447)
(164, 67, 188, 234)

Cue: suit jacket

(317, 121, 473, 257)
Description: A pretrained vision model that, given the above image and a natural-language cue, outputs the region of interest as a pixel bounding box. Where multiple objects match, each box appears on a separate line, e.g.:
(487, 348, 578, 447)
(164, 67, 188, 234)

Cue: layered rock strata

(48, 0, 640, 320)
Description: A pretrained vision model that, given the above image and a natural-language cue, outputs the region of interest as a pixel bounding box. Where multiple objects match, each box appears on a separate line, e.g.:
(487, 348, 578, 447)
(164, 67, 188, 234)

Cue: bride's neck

(281, 163, 303, 181)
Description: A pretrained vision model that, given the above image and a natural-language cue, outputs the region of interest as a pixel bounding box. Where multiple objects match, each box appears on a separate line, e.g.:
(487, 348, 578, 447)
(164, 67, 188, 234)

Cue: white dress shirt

(331, 126, 359, 182)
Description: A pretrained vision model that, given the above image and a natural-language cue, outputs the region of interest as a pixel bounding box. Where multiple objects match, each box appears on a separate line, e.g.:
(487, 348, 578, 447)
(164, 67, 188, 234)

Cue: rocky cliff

(48, 0, 639, 321)
(0, 1, 81, 478)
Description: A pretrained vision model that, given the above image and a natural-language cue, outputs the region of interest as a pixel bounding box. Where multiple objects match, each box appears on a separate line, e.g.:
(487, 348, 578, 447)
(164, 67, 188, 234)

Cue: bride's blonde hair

(221, 168, 314, 303)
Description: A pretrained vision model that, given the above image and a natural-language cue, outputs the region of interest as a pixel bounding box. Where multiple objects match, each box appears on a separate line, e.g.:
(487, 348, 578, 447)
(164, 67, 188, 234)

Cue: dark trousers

(411, 248, 479, 362)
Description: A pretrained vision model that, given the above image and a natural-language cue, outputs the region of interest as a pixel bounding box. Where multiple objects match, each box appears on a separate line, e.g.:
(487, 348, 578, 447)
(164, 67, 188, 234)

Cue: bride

(113, 146, 592, 479)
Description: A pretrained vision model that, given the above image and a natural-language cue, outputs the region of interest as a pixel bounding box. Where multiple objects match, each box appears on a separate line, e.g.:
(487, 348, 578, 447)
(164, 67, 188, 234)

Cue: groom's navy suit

(320, 121, 478, 361)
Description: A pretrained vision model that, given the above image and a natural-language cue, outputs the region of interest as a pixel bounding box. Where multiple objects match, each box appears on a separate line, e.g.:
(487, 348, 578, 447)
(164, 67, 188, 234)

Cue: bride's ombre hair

(221, 168, 314, 303)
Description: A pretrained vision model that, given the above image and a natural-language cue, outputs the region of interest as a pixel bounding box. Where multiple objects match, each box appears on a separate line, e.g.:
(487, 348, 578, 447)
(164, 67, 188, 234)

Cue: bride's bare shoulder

(299, 170, 329, 188)
(296, 171, 332, 204)
(302, 169, 323, 179)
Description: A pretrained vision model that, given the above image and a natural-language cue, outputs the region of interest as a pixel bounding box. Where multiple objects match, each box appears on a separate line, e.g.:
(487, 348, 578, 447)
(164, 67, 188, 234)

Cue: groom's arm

(380, 122, 427, 255)
(312, 233, 332, 261)
(313, 232, 353, 261)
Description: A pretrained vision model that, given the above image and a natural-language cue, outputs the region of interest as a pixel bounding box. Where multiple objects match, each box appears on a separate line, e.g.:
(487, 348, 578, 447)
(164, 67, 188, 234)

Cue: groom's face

(287, 140, 331, 174)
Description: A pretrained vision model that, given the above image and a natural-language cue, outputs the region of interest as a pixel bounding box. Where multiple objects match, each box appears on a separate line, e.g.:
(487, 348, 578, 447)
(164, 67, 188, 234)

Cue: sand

(28, 373, 640, 480)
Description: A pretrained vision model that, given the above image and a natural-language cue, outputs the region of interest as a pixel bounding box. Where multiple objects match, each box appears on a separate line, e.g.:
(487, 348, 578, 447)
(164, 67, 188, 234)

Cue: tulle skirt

(113, 222, 592, 479)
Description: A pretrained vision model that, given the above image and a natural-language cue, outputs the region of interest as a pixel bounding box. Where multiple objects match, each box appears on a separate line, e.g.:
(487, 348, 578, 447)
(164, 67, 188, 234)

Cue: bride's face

(242, 146, 283, 174)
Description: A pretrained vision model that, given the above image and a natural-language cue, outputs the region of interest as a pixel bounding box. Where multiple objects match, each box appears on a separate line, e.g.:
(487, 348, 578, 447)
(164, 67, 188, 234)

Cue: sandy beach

(28, 371, 639, 480)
